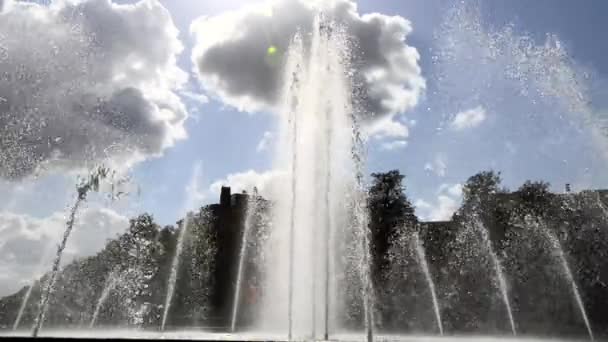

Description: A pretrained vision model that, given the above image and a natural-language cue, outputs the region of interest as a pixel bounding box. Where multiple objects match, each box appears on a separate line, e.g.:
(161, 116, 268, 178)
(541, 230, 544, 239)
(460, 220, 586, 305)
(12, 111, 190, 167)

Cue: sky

(1, 0, 608, 295)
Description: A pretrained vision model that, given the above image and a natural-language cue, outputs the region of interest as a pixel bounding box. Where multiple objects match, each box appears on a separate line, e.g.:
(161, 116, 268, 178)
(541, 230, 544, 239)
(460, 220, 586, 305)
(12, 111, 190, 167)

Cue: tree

(515, 180, 553, 219)
(367, 170, 417, 328)
(459, 171, 503, 214)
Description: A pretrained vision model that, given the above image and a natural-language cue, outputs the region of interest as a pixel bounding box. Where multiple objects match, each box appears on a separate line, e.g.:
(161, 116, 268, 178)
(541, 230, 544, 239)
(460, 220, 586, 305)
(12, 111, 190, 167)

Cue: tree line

(0, 170, 607, 339)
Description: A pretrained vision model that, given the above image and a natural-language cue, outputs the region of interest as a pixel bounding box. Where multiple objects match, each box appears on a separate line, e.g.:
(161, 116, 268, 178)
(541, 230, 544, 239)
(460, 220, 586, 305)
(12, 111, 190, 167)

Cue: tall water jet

(13, 242, 54, 331)
(285, 44, 300, 340)
(541, 223, 594, 340)
(31, 196, 84, 337)
(231, 191, 260, 332)
(350, 109, 375, 342)
(32, 167, 109, 337)
(260, 13, 371, 341)
(89, 271, 119, 328)
(161, 215, 191, 331)
(472, 216, 517, 336)
(412, 232, 443, 335)
(593, 192, 608, 219)
(13, 281, 37, 331)
(323, 105, 333, 340)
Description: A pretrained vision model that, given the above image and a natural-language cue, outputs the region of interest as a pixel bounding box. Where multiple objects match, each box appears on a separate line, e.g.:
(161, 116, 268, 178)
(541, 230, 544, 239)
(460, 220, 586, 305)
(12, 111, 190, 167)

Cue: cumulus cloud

(380, 140, 407, 151)
(256, 131, 274, 152)
(180, 90, 209, 106)
(0, 206, 129, 296)
(364, 116, 410, 140)
(190, 0, 424, 126)
(182, 160, 206, 214)
(0, 0, 188, 179)
(415, 183, 462, 221)
(208, 169, 285, 200)
(450, 106, 486, 130)
(424, 154, 448, 177)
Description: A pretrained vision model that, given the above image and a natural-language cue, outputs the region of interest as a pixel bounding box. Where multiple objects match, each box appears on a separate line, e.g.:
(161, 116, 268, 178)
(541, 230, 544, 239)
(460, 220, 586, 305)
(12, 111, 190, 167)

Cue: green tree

(367, 170, 417, 328)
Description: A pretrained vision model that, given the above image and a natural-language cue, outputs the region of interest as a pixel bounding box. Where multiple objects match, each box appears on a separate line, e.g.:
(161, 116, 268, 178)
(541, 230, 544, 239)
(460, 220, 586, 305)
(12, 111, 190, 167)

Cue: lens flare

(267, 45, 278, 56)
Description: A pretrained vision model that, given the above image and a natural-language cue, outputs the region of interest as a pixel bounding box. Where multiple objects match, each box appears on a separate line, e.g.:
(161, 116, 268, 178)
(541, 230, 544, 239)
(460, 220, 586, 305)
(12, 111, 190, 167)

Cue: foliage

(2, 169, 608, 338)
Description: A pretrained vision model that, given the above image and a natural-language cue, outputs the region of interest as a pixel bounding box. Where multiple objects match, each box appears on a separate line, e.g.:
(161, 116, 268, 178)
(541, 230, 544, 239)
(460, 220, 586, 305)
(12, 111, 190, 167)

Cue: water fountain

(538, 221, 594, 341)
(412, 232, 443, 336)
(162, 215, 192, 331)
(231, 191, 260, 332)
(31, 189, 87, 337)
(472, 216, 517, 336)
(3, 4, 603, 341)
(13, 243, 55, 331)
(31, 167, 110, 337)
(257, 15, 374, 341)
(13, 280, 37, 331)
(90, 271, 120, 328)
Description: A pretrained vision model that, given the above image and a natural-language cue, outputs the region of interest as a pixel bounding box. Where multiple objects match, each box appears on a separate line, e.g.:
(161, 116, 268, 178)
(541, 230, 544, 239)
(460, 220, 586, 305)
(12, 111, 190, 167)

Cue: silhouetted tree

(368, 170, 416, 276)
(367, 170, 416, 328)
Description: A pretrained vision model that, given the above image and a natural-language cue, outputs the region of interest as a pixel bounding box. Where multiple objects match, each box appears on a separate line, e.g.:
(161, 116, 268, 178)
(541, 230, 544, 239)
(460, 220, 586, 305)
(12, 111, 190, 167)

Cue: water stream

(412, 232, 443, 335)
(473, 217, 517, 336)
(541, 224, 594, 341)
(89, 271, 119, 328)
(32, 196, 85, 337)
(161, 215, 191, 331)
(230, 193, 259, 332)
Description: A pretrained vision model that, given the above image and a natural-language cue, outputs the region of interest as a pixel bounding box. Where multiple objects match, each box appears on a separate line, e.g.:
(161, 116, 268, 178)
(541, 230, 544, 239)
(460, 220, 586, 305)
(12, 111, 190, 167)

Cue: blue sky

(131, 0, 608, 224)
(4, 0, 608, 225)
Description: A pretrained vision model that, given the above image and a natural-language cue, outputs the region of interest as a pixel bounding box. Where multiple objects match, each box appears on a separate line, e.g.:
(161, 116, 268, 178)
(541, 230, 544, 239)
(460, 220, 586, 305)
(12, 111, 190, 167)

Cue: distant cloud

(365, 117, 410, 140)
(180, 90, 209, 105)
(0, 0, 188, 179)
(0, 207, 129, 296)
(415, 183, 462, 221)
(450, 106, 486, 130)
(380, 140, 407, 151)
(182, 161, 206, 214)
(256, 131, 274, 152)
(190, 0, 424, 133)
(208, 169, 285, 200)
(424, 154, 448, 177)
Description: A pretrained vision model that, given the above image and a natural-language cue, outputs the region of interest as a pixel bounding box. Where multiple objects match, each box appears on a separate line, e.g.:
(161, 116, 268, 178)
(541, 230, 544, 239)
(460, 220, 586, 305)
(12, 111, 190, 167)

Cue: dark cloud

(191, 0, 425, 123)
(0, 0, 188, 179)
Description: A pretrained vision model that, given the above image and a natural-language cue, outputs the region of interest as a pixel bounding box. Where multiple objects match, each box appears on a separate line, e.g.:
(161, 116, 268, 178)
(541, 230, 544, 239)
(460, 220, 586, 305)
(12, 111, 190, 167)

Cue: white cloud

(180, 90, 209, 105)
(415, 183, 463, 221)
(424, 154, 448, 177)
(0, 0, 188, 179)
(256, 131, 274, 152)
(182, 160, 206, 214)
(0, 206, 129, 296)
(364, 117, 410, 140)
(450, 106, 487, 130)
(190, 0, 425, 122)
(208, 169, 285, 200)
(380, 140, 407, 151)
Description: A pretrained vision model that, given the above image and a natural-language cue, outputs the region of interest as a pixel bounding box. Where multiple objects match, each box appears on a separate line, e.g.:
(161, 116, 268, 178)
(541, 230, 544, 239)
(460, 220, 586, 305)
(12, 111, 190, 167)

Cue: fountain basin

(0, 330, 588, 342)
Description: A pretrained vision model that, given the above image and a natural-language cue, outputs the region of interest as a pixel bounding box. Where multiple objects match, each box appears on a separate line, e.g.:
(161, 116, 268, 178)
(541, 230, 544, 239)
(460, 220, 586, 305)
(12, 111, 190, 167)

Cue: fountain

(230, 191, 260, 332)
(540, 222, 594, 341)
(161, 215, 191, 331)
(473, 216, 517, 336)
(89, 271, 120, 328)
(13, 280, 37, 331)
(2, 4, 604, 342)
(257, 15, 375, 341)
(412, 232, 443, 336)
(13, 242, 55, 331)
